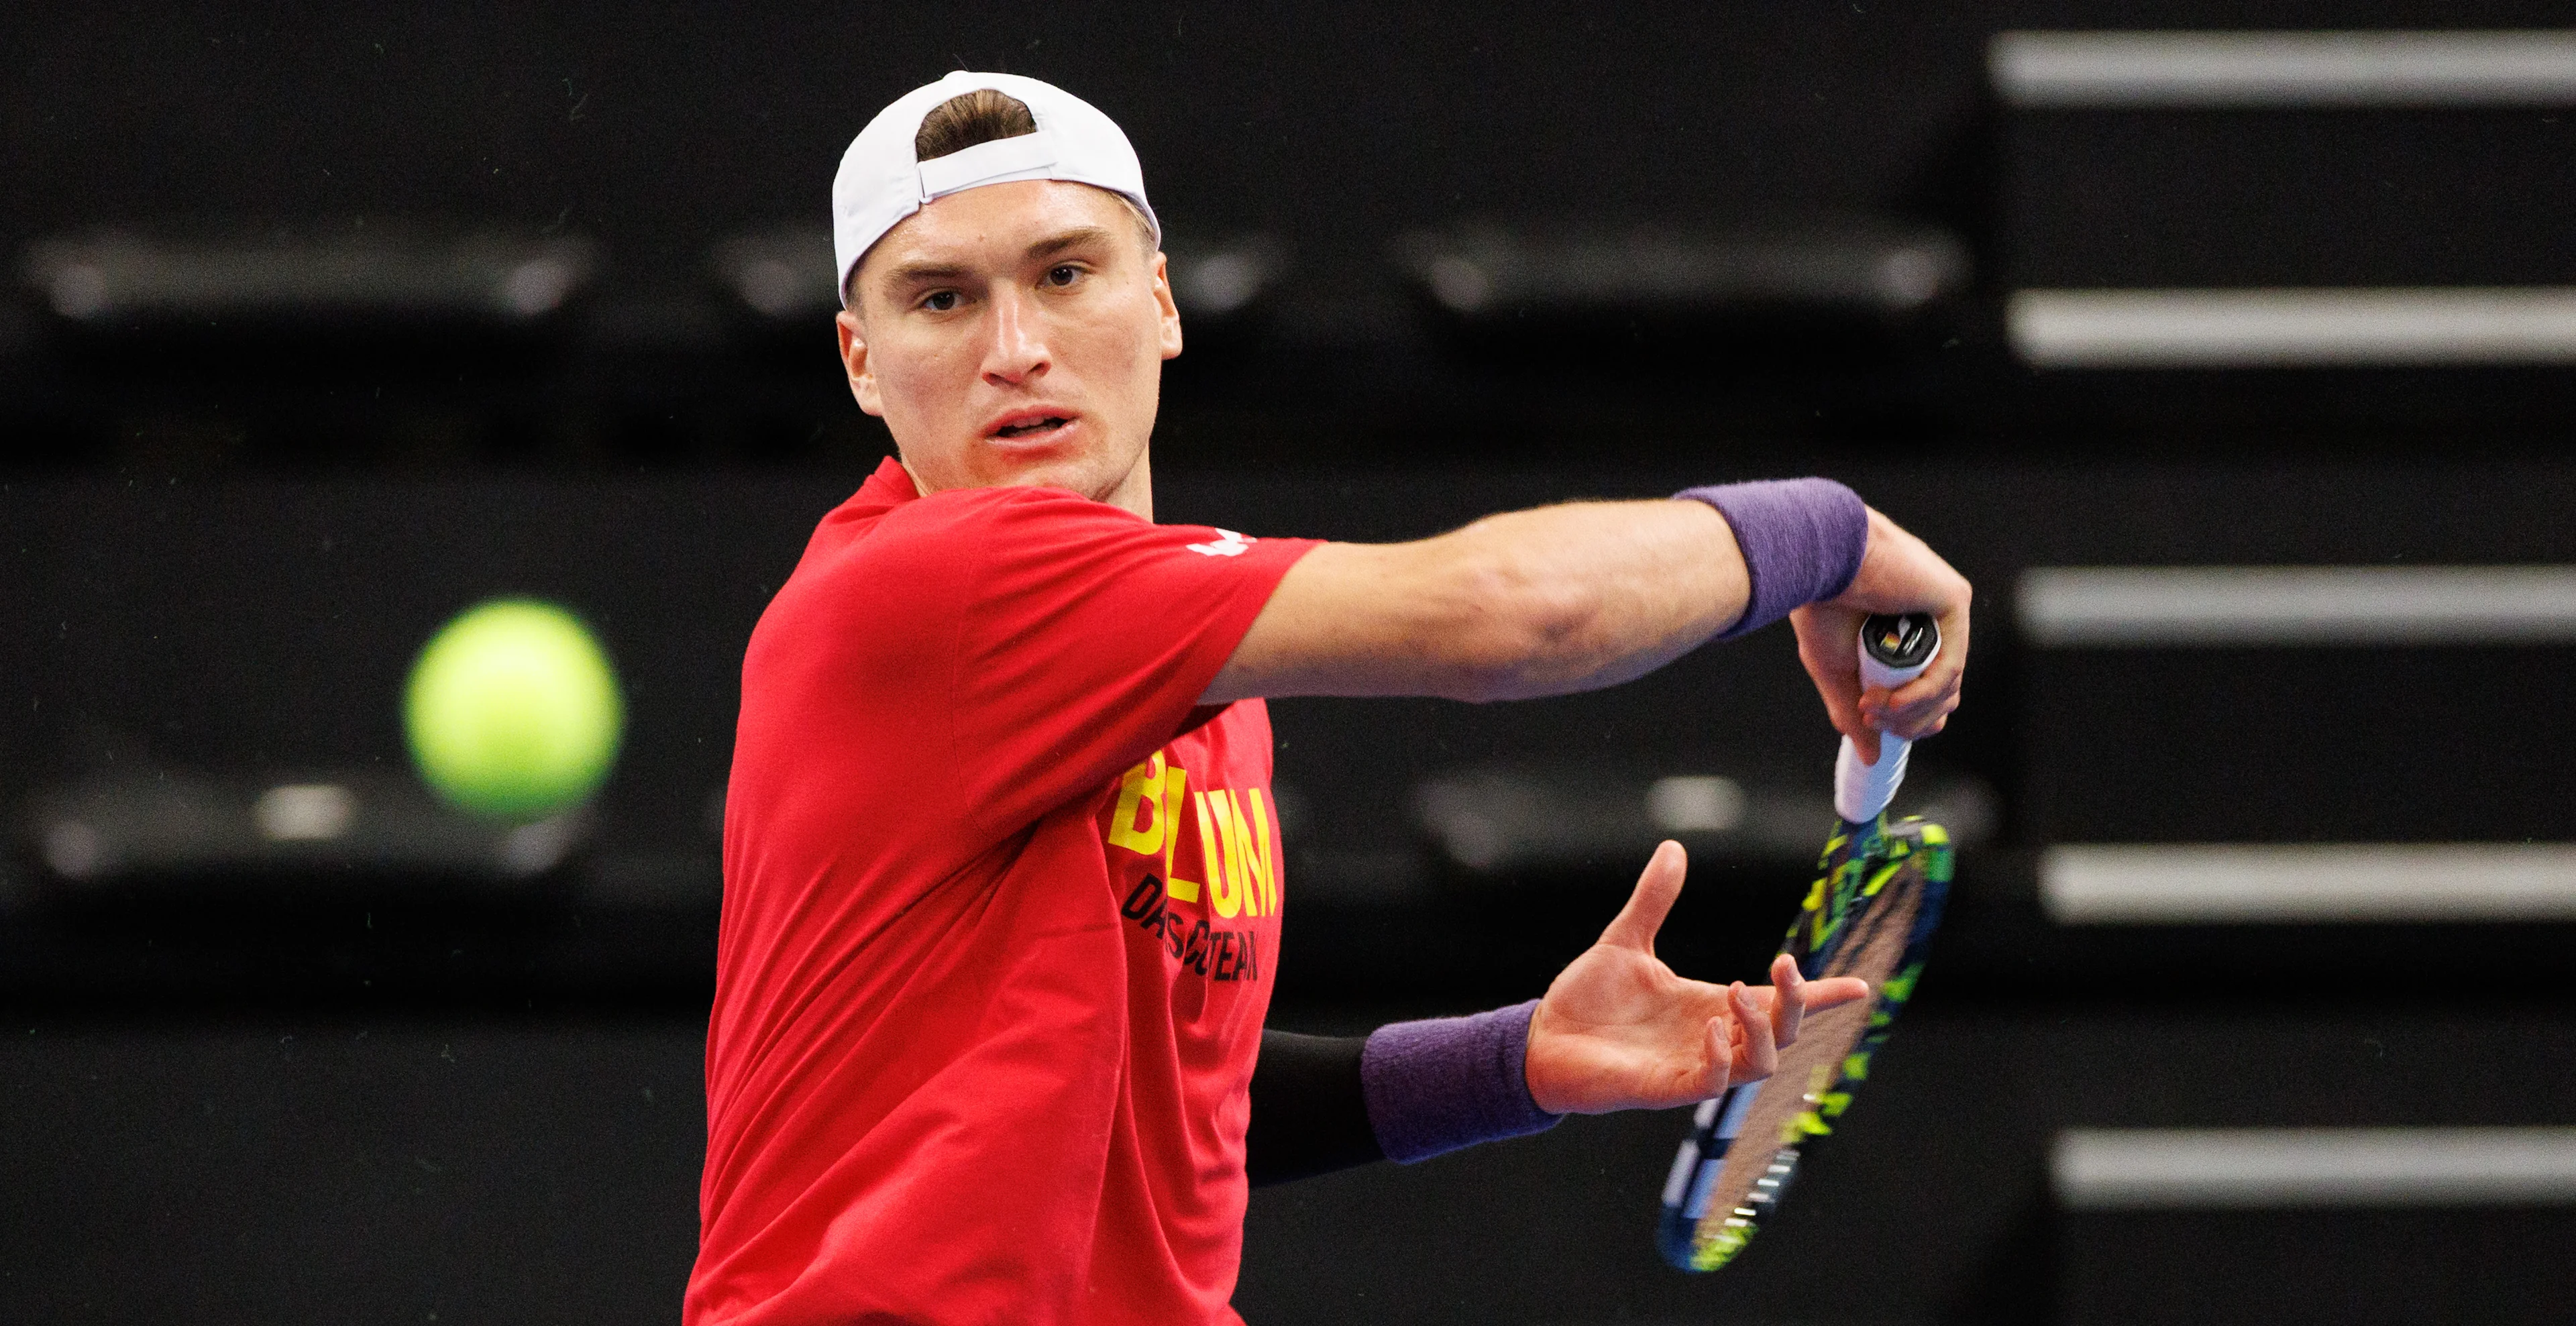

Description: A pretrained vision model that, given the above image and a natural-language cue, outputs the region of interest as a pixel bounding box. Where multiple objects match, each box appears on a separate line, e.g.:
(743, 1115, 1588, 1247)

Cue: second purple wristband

(1360, 1000, 1560, 1164)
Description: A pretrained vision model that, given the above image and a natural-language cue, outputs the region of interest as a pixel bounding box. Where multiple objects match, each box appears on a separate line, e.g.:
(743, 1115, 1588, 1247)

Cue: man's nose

(980, 286, 1050, 386)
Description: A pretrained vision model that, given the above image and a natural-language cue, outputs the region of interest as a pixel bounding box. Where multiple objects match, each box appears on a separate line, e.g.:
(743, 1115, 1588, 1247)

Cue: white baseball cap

(831, 70, 1161, 308)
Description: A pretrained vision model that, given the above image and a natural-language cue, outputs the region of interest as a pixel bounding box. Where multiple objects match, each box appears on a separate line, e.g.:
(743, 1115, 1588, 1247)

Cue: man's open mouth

(993, 417, 1070, 439)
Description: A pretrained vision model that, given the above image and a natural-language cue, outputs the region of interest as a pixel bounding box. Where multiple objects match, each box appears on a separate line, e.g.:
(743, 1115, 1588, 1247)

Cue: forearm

(1212, 499, 1747, 704)
(1246, 1005, 1560, 1187)
(1246, 1030, 1380, 1186)
(1419, 499, 1750, 702)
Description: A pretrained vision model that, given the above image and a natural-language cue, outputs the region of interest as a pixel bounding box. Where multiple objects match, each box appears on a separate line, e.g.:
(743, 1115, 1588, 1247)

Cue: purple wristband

(1676, 478, 1869, 639)
(1359, 999, 1561, 1164)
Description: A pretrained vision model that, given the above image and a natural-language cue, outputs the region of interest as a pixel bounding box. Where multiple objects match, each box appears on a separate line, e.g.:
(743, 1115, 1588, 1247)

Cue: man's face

(838, 180, 1181, 512)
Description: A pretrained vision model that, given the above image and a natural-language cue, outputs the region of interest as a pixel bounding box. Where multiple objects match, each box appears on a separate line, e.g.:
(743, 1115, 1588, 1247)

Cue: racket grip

(1831, 615, 1941, 822)
(1833, 732, 1910, 823)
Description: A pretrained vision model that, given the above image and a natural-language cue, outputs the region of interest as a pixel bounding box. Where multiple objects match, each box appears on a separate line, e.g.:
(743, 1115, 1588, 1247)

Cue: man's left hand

(1523, 840, 1870, 1115)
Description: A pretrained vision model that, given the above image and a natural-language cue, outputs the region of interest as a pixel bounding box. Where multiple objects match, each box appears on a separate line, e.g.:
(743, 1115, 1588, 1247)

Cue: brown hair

(911, 86, 1155, 252)
(914, 88, 1038, 161)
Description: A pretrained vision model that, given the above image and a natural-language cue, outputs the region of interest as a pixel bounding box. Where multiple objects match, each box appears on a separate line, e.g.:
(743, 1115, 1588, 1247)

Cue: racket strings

(1674, 822, 1954, 1272)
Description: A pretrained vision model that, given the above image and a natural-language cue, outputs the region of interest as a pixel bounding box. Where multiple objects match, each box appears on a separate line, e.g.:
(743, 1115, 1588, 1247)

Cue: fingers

(1823, 507, 1972, 747)
(1871, 624, 1969, 740)
(1597, 840, 1688, 953)
(1768, 952, 1806, 1048)
(1733, 974, 1870, 1013)
(1729, 982, 1776, 1082)
(1803, 975, 1870, 1010)
(1792, 604, 1878, 763)
(1851, 683, 1904, 752)
(1866, 679, 1957, 742)
(1695, 1015, 1733, 1101)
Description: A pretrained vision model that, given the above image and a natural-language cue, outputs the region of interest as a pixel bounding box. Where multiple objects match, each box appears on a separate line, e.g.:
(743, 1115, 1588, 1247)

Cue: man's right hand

(1789, 507, 1971, 765)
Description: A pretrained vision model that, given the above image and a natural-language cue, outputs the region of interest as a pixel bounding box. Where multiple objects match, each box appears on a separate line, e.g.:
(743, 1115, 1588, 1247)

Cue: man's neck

(895, 449, 1156, 522)
(1101, 449, 1155, 521)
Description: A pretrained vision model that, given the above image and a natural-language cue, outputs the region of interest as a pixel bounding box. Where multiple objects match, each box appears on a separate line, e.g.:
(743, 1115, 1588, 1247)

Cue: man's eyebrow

(880, 260, 970, 288)
(1026, 227, 1116, 262)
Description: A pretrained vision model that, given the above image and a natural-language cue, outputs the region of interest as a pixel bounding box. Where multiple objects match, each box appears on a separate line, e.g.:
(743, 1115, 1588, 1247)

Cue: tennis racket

(1656, 612, 1955, 1272)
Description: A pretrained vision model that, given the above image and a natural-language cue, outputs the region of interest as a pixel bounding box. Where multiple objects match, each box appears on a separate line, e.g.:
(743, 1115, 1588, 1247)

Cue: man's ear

(1150, 252, 1183, 362)
(836, 309, 885, 417)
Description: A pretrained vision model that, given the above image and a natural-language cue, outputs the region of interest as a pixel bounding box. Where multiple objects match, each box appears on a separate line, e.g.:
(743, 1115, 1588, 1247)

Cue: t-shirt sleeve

(932, 487, 1317, 838)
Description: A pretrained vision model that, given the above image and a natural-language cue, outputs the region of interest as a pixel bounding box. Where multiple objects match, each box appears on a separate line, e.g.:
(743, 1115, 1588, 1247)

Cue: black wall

(7, 1, 2565, 297)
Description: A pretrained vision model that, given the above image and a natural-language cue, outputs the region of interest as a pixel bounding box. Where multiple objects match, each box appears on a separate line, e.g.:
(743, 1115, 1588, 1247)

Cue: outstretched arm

(1202, 484, 1971, 752)
(1205, 498, 1748, 705)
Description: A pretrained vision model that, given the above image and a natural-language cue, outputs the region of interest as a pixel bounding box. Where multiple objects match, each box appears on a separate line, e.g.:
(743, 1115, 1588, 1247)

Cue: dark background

(4, 3, 2574, 1323)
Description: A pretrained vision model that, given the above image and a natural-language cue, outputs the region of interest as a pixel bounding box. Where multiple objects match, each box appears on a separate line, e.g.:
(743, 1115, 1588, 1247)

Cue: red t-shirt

(688, 459, 1318, 1326)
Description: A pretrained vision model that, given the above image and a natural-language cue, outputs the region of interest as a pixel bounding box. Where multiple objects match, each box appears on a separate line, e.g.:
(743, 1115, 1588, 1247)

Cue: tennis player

(686, 72, 1972, 1326)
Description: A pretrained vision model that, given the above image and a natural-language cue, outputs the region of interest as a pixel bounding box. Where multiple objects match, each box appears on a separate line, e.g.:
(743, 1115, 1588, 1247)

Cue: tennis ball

(405, 598, 623, 820)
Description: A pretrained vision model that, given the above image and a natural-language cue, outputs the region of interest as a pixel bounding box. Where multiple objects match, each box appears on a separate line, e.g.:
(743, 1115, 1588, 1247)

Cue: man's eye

(1045, 265, 1081, 287)
(922, 290, 959, 312)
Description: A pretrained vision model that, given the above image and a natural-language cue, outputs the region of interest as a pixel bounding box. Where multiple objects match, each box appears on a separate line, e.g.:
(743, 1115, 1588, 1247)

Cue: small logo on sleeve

(1185, 529, 1254, 557)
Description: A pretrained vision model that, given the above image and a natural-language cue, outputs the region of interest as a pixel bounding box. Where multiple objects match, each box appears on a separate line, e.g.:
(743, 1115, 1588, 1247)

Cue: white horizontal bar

(2043, 844, 2576, 924)
(2019, 566, 2576, 647)
(2009, 288, 2576, 368)
(1993, 30, 2576, 107)
(2056, 1127, 2576, 1209)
